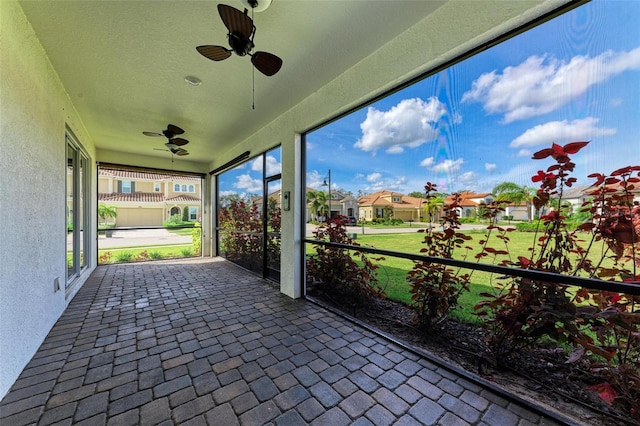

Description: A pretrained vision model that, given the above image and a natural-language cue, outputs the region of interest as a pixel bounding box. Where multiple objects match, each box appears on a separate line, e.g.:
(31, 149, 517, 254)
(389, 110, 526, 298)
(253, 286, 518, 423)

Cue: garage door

(116, 208, 164, 227)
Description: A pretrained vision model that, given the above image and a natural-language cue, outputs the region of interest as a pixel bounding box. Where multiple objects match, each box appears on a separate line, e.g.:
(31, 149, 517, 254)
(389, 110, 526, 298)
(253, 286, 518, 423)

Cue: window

(173, 182, 196, 193)
(189, 207, 199, 221)
(154, 183, 160, 192)
(119, 180, 133, 193)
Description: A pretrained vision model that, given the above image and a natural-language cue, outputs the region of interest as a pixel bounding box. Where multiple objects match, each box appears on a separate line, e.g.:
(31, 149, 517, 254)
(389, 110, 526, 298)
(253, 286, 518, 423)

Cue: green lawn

(310, 229, 612, 323)
(96, 244, 196, 264)
(166, 228, 195, 236)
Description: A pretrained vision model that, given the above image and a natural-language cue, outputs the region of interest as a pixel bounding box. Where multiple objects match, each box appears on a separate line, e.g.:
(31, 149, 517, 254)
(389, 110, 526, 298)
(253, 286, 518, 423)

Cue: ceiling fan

(143, 124, 190, 156)
(196, 3, 283, 76)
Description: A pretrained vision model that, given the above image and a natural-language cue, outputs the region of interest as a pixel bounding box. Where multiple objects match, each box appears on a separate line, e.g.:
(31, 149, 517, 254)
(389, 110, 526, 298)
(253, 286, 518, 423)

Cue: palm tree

(306, 190, 329, 221)
(422, 194, 444, 224)
(98, 204, 117, 226)
(492, 182, 534, 221)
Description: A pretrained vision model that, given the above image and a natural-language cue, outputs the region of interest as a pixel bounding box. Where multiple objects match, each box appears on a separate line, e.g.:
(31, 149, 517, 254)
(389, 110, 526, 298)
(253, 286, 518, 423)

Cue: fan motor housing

(228, 32, 254, 56)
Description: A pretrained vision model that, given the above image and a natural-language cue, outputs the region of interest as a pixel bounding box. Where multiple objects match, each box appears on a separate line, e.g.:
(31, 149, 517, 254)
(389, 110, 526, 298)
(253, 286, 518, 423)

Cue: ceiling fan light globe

(165, 143, 178, 150)
(240, 0, 272, 13)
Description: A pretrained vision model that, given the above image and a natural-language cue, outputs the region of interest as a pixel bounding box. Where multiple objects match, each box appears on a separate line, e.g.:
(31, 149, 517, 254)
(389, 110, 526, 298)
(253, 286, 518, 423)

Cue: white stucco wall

(0, 0, 96, 399)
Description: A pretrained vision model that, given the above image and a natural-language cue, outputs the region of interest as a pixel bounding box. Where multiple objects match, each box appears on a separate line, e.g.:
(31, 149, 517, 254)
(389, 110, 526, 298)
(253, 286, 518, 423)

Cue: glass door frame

(263, 174, 281, 281)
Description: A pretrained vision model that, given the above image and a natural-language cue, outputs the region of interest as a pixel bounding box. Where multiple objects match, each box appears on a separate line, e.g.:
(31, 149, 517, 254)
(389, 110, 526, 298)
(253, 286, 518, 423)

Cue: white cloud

(485, 163, 497, 172)
(251, 155, 281, 176)
(462, 47, 640, 123)
(458, 171, 477, 185)
(233, 174, 262, 193)
(366, 172, 382, 182)
(354, 97, 447, 154)
(361, 174, 408, 192)
(510, 117, 616, 148)
(435, 159, 464, 173)
(306, 170, 325, 189)
(517, 149, 532, 158)
(609, 97, 623, 107)
(420, 157, 464, 173)
(419, 157, 435, 168)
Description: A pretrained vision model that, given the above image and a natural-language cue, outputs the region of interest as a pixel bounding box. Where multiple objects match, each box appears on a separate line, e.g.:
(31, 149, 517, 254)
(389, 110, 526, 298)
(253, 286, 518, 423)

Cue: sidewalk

(97, 228, 192, 249)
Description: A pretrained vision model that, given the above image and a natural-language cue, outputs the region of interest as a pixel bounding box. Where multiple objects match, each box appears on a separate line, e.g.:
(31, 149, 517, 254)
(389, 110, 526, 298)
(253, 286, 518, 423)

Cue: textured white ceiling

(17, 0, 446, 167)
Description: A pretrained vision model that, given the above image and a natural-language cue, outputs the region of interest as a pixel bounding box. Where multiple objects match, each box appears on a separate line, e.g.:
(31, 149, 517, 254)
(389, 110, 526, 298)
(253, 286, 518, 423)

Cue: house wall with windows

(358, 190, 426, 222)
(98, 169, 201, 227)
(444, 193, 493, 219)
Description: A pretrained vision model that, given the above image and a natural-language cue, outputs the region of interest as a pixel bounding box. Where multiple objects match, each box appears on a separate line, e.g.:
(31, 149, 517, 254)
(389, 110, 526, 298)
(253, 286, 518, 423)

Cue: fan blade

(197, 45, 232, 61)
(251, 51, 283, 76)
(143, 131, 163, 137)
(170, 138, 189, 146)
(153, 148, 168, 151)
(176, 149, 189, 156)
(166, 124, 184, 136)
(218, 4, 253, 40)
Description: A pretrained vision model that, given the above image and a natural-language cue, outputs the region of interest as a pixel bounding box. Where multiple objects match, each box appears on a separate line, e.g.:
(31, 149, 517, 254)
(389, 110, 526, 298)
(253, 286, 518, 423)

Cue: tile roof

(99, 192, 165, 202)
(167, 194, 201, 202)
(358, 190, 425, 208)
(98, 192, 200, 203)
(444, 192, 492, 207)
(99, 169, 200, 182)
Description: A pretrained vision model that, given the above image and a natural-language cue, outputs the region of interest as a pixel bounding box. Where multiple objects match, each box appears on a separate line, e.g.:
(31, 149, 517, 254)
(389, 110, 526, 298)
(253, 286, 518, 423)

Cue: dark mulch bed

(307, 289, 637, 426)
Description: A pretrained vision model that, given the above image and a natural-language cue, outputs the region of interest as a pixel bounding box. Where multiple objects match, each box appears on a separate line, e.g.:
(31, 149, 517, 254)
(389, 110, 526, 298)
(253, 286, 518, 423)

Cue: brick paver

(0, 258, 575, 425)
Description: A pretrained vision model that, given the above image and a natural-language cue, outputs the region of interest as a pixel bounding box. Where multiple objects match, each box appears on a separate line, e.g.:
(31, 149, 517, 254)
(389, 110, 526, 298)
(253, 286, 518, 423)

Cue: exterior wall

(130, 180, 155, 192)
(168, 182, 199, 198)
(504, 205, 530, 221)
(98, 176, 110, 193)
(0, 0, 96, 399)
(393, 210, 421, 222)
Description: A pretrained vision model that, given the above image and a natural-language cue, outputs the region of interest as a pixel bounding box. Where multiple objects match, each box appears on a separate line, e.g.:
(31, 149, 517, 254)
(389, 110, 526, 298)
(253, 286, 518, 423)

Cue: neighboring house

(305, 188, 359, 221)
(550, 184, 640, 214)
(358, 190, 426, 222)
(503, 203, 532, 221)
(98, 169, 201, 227)
(444, 192, 494, 218)
(551, 185, 590, 213)
(334, 193, 359, 220)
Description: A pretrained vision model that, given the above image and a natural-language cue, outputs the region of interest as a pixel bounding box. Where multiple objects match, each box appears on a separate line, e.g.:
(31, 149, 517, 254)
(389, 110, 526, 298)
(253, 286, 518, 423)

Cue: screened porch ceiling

(18, 0, 450, 170)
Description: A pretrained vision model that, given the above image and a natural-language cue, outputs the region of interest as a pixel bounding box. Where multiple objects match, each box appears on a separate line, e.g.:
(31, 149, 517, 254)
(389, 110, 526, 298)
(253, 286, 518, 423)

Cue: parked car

(348, 216, 357, 225)
(331, 215, 350, 225)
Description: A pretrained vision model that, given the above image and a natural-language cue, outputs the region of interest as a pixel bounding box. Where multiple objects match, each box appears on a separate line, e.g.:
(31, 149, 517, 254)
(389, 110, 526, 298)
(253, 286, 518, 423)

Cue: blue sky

(307, 0, 640, 196)
(220, 0, 639, 198)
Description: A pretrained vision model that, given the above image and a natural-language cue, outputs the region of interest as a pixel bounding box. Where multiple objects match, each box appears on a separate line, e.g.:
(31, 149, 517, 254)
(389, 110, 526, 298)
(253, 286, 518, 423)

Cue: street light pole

(322, 169, 331, 221)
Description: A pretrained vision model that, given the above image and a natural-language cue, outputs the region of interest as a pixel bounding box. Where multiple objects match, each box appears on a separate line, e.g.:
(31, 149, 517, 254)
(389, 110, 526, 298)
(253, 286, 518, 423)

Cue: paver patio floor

(0, 257, 573, 425)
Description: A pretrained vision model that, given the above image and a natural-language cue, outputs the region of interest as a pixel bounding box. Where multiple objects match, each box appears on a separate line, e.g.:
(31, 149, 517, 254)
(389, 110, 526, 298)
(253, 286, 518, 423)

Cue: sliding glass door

(216, 147, 281, 281)
(66, 133, 90, 288)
